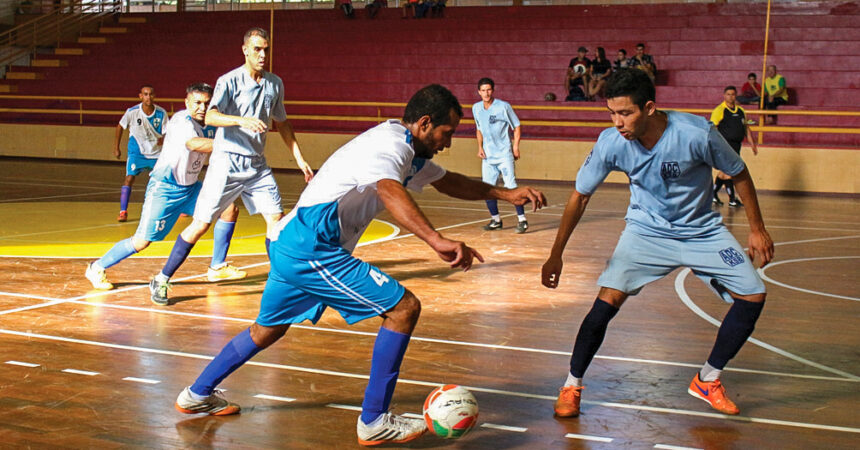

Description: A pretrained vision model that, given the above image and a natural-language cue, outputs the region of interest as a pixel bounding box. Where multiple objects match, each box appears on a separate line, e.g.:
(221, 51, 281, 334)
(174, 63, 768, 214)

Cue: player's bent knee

(249, 323, 290, 348)
(729, 291, 766, 303)
(386, 290, 422, 325)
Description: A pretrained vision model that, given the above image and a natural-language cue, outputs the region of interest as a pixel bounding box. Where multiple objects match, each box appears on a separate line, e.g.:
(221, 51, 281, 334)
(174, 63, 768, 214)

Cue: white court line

(759, 256, 860, 302)
(123, 377, 160, 384)
(654, 445, 702, 450)
(0, 299, 67, 316)
(62, 368, 99, 376)
(565, 433, 614, 443)
(5, 360, 40, 367)
(326, 403, 362, 412)
(1, 328, 858, 435)
(254, 394, 296, 402)
(0, 190, 117, 203)
(481, 423, 527, 432)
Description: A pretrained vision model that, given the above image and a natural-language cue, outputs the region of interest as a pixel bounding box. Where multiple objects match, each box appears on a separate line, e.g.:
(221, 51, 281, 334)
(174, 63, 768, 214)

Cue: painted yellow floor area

(0, 202, 398, 258)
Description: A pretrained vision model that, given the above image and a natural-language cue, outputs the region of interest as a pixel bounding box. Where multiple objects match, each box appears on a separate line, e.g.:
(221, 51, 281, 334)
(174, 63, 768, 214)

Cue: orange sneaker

(554, 385, 583, 417)
(117, 210, 128, 222)
(687, 374, 740, 415)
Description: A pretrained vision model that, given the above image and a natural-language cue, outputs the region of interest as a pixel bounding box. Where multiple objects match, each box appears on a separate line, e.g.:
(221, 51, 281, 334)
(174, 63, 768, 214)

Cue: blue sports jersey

(575, 110, 746, 238)
(119, 103, 168, 158)
(472, 99, 520, 163)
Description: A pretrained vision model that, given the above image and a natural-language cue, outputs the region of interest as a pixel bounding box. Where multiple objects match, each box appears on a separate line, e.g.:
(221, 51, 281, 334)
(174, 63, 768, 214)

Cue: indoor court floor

(0, 158, 857, 449)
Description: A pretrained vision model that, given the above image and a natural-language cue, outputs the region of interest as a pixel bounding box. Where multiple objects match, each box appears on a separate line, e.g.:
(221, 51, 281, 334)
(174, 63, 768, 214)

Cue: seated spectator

(763, 64, 788, 124)
(587, 47, 612, 100)
(614, 49, 631, 71)
(430, 0, 446, 18)
(402, 0, 417, 18)
(737, 72, 762, 105)
(338, 0, 355, 18)
(366, 0, 386, 19)
(414, 0, 431, 18)
(629, 42, 657, 83)
(565, 46, 591, 101)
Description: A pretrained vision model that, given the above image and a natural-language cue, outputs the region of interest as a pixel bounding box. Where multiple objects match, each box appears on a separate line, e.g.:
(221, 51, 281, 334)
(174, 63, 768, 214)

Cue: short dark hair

(577, 46, 587, 53)
(140, 84, 153, 92)
(747, 72, 757, 79)
(618, 49, 627, 56)
(724, 85, 737, 93)
(187, 82, 213, 96)
(403, 84, 463, 126)
(477, 77, 494, 89)
(243, 27, 269, 44)
(605, 68, 655, 110)
(636, 43, 645, 49)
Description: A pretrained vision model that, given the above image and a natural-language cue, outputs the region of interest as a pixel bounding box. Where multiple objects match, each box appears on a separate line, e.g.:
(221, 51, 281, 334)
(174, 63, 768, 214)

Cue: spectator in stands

(737, 72, 761, 105)
(711, 86, 758, 207)
(587, 47, 612, 100)
(614, 49, 631, 71)
(565, 47, 591, 101)
(763, 65, 788, 124)
(414, 0, 431, 18)
(630, 43, 656, 83)
(402, 0, 416, 18)
(338, 0, 355, 18)
(430, 0, 446, 18)
(366, 0, 386, 18)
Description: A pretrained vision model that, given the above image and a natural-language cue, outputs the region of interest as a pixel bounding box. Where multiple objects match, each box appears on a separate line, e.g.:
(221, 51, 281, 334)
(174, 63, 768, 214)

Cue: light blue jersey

(209, 66, 287, 157)
(576, 110, 746, 238)
(472, 99, 520, 163)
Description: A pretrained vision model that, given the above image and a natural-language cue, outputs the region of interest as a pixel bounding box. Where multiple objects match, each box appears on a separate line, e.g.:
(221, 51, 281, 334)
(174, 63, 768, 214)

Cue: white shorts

(193, 151, 282, 223)
(482, 158, 518, 189)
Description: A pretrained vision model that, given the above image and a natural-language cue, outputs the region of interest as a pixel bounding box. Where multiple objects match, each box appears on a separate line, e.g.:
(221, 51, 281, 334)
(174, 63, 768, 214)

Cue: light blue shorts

(193, 151, 282, 223)
(126, 150, 157, 176)
(482, 158, 518, 188)
(597, 227, 766, 301)
(134, 178, 201, 242)
(256, 242, 406, 326)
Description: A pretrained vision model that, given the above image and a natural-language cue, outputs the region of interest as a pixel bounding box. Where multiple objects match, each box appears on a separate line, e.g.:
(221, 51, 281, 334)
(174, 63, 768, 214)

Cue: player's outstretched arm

(377, 178, 483, 271)
(275, 119, 313, 182)
(185, 137, 214, 153)
(732, 168, 774, 267)
(205, 108, 267, 134)
(431, 172, 547, 212)
(542, 189, 590, 289)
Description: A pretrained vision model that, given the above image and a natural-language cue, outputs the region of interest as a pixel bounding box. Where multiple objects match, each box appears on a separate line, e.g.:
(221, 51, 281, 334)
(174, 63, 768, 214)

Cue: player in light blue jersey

(86, 83, 242, 291)
(149, 28, 314, 305)
(472, 77, 527, 233)
(112, 85, 168, 222)
(542, 69, 774, 417)
(173, 85, 547, 446)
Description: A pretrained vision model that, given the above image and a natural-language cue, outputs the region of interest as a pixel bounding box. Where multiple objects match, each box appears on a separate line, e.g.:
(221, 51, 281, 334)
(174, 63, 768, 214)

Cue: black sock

(725, 180, 736, 200)
(570, 298, 619, 377)
(714, 178, 724, 195)
(707, 298, 765, 369)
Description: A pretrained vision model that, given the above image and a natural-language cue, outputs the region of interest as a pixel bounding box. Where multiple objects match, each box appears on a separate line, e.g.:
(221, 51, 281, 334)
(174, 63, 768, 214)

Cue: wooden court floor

(0, 158, 857, 449)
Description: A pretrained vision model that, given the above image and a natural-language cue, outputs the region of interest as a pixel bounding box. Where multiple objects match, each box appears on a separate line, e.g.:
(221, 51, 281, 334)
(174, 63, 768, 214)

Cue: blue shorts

(482, 158, 518, 189)
(134, 178, 202, 241)
(257, 242, 406, 326)
(597, 227, 766, 302)
(127, 150, 157, 176)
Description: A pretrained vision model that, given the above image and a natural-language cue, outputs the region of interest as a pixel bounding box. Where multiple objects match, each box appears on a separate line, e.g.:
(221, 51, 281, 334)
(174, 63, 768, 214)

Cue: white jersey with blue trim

(209, 66, 287, 157)
(118, 103, 167, 157)
(151, 110, 215, 186)
(272, 120, 447, 256)
(472, 98, 520, 162)
(575, 110, 746, 238)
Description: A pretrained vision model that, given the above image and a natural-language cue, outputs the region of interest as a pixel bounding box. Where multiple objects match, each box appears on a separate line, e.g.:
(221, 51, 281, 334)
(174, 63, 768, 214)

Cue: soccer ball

(423, 384, 479, 439)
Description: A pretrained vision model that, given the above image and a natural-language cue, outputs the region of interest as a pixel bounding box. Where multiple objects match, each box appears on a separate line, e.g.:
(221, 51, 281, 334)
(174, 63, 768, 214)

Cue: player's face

(185, 91, 212, 123)
(724, 89, 737, 106)
(607, 96, 653, 141)
(243, 35, 269, 72)
(413, 109, 460, 159)
(478, 84, 493, 103)
(139, 87, 154, 106)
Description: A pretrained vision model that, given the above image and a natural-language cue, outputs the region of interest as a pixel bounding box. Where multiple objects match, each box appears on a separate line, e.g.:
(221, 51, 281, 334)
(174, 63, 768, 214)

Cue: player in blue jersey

(173, 84, 547, 446)
(148, 28, 314, 305)
(86, 83, 243, 291)
(542, 69, 773, 417)
(472, 77, 528, 233)
(113, 85, 168, 222)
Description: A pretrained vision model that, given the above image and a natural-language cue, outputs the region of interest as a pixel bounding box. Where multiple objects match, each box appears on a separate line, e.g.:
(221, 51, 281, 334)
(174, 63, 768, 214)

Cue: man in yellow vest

(763, 65, 788, 125)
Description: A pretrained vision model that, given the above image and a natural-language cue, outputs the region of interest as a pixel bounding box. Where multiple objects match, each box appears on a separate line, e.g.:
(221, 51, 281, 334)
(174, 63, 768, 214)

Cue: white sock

(517, 214, 527, 222)
(210, 262, 227, 270)
(156, 273, 170, 283)
(90, 261, 104, 272)
(187, 388, 208, 402)
(564, 372, 583, 387)
(363, 413, 386, 427)
(491, 214, 501, 222)
(699, 362, 722, 382)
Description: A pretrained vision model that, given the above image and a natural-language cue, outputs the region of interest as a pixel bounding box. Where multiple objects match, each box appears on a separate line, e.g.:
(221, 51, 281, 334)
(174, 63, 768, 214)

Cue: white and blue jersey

(119, 103, 167, 158)
(472, 99, 520, 163)
(576, 110, 746, 238)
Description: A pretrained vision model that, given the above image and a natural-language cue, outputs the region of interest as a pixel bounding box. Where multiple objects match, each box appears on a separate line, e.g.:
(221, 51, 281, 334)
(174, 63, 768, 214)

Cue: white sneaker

(85, 263, 113, 290)
(356, 411, 427, 446)
(174, 386, 240, 416)
(207, 264, 247, 282)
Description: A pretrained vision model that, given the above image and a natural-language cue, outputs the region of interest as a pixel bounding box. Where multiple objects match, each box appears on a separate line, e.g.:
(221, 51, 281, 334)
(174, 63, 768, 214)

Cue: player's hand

(751, 142, 758, 155)
(512, 148, 520, 161)
(239, 117, 268, 134)
(747, 229, 774, 268)
(433, 238, 484, 272)
(505, 186, 547, 212)
(477, 149, 485, 159)
(113, 147, 120, 159)
(298, 159, 314, 183)
(542, 256, 563, 288)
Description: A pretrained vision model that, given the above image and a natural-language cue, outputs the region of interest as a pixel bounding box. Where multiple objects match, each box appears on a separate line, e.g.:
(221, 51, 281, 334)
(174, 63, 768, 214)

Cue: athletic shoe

(175, 386, 240, 416)
(482, 219, 503, 231)
(356, 411, 427, 446)
(207, 264, 247, 282)
(85, 263, 113, 290)
(149, 277, 171, 306)
(554, 385, 583, 417)
(712, 195, 724, 206)
(515, 220, 529, 234)
(117, 210, 128, 222)
(728, 199, 744, 208)
(687, 374, 740, 415)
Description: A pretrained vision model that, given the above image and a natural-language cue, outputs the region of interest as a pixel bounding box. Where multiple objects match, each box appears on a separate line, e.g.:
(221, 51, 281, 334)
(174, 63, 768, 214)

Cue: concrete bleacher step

(53, 48, 88, 56)
(0, 84, 17, 93)
(5, 72, 44, 80)
(99, 27, 128, 34)
(77, 36, 110, 44)
(118, 16, 147, 24)
(30, 59, 68, 68)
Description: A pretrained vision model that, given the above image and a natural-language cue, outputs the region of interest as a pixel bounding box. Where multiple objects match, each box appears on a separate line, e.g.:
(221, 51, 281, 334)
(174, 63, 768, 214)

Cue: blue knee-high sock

(485, 200, 499, 216)
(95, 238, 138, 270)
(211, 220, 236, 268)
(707, 299, 765, 369)
(361, 327, 411, 424)
(120, 186, 131, 212)
(570, 298, 619, 378)
(161, 235, 194, 278)
(515, 204, 525, 216)
(190, 328, 262, 397)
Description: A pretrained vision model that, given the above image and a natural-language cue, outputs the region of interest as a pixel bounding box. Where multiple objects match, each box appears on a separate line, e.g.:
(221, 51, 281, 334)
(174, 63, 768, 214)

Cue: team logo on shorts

(660, 161, 681, 179)
(719, 247, 745, 267)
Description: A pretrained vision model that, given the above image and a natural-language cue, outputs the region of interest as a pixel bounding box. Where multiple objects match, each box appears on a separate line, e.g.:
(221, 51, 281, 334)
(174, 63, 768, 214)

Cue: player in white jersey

(86, 84, 242, 291)
(149, 27, 313, 305)
(113, 85, 168, 222)
(172, 85, 547, 446)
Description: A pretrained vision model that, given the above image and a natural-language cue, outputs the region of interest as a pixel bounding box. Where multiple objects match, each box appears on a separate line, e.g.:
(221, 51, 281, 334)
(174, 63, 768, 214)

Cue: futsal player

(172, 85, 547, 446)
(710, 85, 758, 207)
(149, 28, 314, 305)
(113, 85, 168, 222)
(542, 69, 773, 417)
(86, 83, 244, 291)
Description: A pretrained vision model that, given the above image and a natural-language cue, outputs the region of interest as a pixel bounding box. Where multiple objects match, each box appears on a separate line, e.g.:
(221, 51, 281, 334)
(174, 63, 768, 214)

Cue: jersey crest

(660, 161, 681, 179)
